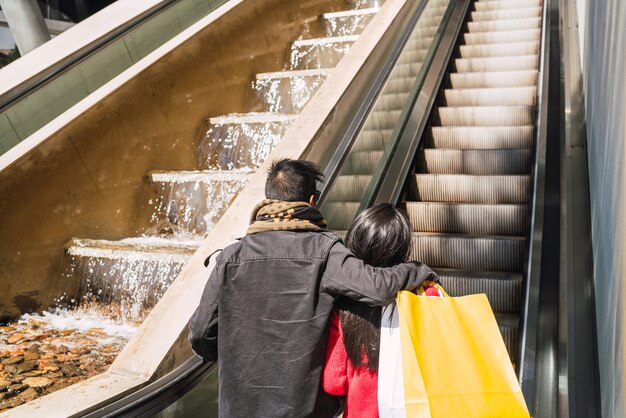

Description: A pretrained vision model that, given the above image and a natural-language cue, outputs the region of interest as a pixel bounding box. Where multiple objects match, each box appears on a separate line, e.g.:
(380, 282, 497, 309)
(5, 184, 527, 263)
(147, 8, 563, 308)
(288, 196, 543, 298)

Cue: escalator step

(463, 28, 541, 45)
(324, 174, 372, 202)
(418, 6, 449, 22)
(429, 126, 533, 149)
(454, 55, 538, 72)
(342, 150, 384, 175)
(474, 0, 542, 12)
(391, 61, 426, 79)
(351, 129, 394, 152)
(459, 41, 540, 58)
(321, 202, 360, 231)
(468, 17, 541, 33)
(406, 37, 439, 52)
(372, 92, 412, 113)
(444, 87, 537, 106)
(410, 232, 526, 271)
(417, 149, 532, 175)
(384, 77, 418, 94)
(496, 313, 520, 361)
(471, 7, 542, 22)
(449, 70, 538, 89)
(435, 268, 524, 314)
(410, 174, 531, 204)
(396, 49, 429, 66)
(362, 109, 402, 130)
(403, 202, 528, 235)
(437, 106, 534, 126)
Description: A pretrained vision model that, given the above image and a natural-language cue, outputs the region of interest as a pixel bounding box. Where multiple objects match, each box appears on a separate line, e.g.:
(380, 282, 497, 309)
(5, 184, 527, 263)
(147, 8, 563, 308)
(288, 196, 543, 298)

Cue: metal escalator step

(444, 87, 537, 106)
(372, 92, 412, 113)
(417, 149, 532, 175)
(384, 77, 417, 94)
(362, 109, 402, 130)
(324, 174, 372, 202)
(454, 55, 538, 72)
(435, 268, 523, 314)
(449, 70, 538, 89)
(420, 5, 449, 18)
(410, 232, 526, 271)
(342, 150, 384, 175)
(496, 313, 520, 360)
(322, 202, 360, 231)
(391, 61, 425, 79)
(471, 7, 542, 22)
(463, 28, 541, 45)
(406, 26, 439, 42)
(406, 37, 438, 52)
(411, 174, 531, 203)
(459, 41, 540, 58)
(396, 49, 429, 66)
(429, 126, 534, 149)
(468, 17, 541, 32)
(437, 106, 534, 126)
(403, 201, 528, 235)
(474, 0, 542, 12)
(351, 129, 394, 152)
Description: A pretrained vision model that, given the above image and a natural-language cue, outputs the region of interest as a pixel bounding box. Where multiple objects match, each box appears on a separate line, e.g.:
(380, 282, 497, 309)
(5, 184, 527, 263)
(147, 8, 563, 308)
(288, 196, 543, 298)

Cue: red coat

(322, 309, 379, 418)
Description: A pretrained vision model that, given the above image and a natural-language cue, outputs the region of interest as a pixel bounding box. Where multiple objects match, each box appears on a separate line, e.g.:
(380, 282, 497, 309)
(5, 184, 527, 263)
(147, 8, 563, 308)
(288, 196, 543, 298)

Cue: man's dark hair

(265, 159, 324, 202)
(338, 203, 413, 372)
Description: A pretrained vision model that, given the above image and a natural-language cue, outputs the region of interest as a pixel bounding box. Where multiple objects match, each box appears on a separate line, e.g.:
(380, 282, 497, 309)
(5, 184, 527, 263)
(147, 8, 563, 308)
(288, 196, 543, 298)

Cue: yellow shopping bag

(397, 289, 530, 418)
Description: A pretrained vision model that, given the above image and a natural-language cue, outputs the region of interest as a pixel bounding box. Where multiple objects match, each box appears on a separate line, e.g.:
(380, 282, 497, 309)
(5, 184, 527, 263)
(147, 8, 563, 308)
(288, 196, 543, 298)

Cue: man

(189, 159, 436, 417)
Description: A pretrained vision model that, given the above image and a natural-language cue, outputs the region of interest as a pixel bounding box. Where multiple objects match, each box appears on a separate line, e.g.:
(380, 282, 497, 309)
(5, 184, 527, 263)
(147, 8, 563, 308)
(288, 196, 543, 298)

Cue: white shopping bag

(378, 303, 406, 418)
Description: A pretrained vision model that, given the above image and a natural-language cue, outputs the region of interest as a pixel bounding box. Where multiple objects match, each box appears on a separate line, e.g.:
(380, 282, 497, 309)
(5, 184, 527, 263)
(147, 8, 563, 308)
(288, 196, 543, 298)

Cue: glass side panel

(0, 0, 229, 155)
(152, 367, 219, 417)
(320, 0, 453, 231)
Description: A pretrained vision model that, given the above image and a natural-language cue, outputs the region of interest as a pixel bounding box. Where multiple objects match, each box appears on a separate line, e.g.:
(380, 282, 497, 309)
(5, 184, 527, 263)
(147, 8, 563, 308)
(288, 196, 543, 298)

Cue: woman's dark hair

(265, 159, 324, 202)
(338, 203, 412, 372)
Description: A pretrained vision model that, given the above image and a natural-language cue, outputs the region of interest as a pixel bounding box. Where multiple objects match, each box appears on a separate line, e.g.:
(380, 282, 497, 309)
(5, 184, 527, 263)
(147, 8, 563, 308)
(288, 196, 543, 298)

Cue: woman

(323, 203, 441, 417)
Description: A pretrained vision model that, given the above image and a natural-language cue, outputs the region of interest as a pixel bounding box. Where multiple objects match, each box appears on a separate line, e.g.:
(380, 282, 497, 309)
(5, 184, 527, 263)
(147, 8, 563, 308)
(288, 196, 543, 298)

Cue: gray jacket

(188, 230, 436, 418)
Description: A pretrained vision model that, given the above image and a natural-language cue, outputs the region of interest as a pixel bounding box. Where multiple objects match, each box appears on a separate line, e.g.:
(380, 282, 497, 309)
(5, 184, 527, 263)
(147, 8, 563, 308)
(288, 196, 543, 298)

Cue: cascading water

(0, 1, 382, 410)
(254, 69, 330, 113)
(323, 8, 379, 37)
(148, 170, 252, 238)
(197, 114, 298, 170)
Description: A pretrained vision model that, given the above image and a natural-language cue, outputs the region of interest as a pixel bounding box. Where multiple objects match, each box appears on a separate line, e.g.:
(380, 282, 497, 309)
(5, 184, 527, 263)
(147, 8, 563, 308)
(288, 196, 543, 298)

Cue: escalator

(323, 0, 543, 367)
(88, 0, 556, 416)
(1, 0, 568, 415)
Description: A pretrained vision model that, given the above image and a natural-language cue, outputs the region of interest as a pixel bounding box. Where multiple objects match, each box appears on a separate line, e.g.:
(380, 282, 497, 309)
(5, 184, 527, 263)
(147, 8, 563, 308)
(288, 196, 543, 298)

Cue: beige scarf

(246, 199, 328, 235)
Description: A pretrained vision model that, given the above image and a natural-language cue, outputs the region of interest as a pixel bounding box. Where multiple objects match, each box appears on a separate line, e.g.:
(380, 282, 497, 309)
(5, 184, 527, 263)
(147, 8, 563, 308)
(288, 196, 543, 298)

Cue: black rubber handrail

(517, 0, 552, 411)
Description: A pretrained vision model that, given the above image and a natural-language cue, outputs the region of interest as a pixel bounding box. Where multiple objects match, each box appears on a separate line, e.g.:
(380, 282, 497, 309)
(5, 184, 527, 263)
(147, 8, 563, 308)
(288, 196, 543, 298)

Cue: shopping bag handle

(418, 282, 450, 298)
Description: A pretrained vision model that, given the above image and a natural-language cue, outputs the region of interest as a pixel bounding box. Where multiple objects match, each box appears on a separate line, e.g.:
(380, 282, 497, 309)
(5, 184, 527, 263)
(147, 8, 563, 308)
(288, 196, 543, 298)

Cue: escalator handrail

(0, 0, 177, 110)
(517, 0, 552, 408)
(368, 0, 471, 208)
